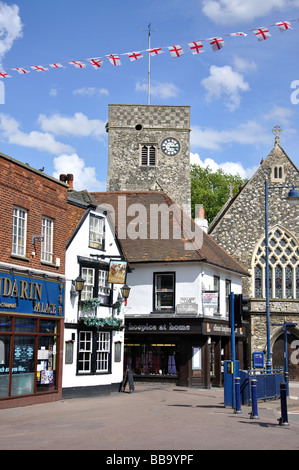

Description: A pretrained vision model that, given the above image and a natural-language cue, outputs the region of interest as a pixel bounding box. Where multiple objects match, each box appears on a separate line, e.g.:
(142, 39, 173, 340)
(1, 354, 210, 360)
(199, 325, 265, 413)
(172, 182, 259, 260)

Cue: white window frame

(12, 206, 27, 257)
(96, 332, 110, 372)
(81, 267, 95, 301)
(89, 215, 104, 250)
(98, 270, 111, 304)
(41, 216, 54, 263)
(78, 331, 92, 373)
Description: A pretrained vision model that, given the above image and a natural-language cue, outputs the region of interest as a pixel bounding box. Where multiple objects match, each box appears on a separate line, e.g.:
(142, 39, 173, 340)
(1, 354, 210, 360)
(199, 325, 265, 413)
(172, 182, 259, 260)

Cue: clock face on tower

(161, 137, 180, 156)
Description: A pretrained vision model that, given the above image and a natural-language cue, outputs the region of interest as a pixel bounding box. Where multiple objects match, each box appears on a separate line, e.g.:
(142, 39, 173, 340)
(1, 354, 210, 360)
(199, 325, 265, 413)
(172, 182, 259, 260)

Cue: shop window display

(124, 343, 179, 376)
(0, 315, 60, 399)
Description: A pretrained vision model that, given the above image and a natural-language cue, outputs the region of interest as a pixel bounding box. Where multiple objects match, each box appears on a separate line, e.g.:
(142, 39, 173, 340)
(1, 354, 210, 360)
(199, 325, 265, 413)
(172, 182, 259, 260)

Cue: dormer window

(89, 214, 104, 250)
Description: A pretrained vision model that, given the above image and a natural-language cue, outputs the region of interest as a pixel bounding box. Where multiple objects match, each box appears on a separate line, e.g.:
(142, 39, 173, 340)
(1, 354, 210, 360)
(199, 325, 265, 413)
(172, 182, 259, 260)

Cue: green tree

(191, 165, 247, 224)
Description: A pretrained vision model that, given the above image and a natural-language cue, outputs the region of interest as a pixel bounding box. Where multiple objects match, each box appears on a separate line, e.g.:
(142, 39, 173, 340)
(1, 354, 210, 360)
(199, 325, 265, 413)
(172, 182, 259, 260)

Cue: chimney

(194, 204, 208, 233)
(59, 174, 67, 183)
(67, 174, 74, 189)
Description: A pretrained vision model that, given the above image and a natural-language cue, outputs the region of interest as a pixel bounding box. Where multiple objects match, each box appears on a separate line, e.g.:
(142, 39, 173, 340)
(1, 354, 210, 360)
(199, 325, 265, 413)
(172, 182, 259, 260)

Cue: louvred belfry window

(141, 145, 156, 166)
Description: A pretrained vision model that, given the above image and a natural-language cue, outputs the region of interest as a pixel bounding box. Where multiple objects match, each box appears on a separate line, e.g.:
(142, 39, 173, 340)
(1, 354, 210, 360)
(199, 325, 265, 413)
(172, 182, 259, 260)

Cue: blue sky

(0, 0, 299, 191)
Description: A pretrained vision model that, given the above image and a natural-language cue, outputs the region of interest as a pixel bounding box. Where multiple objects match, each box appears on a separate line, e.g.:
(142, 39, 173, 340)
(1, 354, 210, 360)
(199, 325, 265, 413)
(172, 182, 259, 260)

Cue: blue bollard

(250, 378, 259, 419)
(279, 382, 289, 426)
(234, 377, 242, 414)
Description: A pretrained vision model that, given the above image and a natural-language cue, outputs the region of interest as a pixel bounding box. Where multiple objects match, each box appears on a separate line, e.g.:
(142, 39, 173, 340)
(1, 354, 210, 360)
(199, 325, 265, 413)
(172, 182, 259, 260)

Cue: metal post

(279, 382, 289, 426)
(265, 179, 272, 372)
(147, 22, 151, 105)
(284, 325, 289, 397)
(230, 292, 236, 409)
(250, 378, 259, 419)
(234, 377, 241, 414)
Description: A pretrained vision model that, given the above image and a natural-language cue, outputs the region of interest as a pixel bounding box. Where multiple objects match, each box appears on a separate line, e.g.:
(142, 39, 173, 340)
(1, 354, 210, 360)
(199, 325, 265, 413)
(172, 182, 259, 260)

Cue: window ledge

(11, 254, 30, 262)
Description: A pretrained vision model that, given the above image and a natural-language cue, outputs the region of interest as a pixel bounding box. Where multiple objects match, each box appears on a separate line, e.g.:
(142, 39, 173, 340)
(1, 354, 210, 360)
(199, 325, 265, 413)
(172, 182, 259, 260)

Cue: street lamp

(264, 180, 299, 371)
(121, 284, 131, 306)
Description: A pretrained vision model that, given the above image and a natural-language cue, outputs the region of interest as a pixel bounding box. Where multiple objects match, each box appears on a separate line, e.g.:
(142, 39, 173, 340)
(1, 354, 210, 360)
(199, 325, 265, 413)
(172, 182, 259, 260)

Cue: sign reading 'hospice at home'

(0, 271, 65, 317)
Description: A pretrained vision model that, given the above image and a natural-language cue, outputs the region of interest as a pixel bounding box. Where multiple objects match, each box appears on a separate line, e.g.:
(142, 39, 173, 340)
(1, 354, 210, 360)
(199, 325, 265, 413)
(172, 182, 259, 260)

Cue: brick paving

(0, 383, 298, 451)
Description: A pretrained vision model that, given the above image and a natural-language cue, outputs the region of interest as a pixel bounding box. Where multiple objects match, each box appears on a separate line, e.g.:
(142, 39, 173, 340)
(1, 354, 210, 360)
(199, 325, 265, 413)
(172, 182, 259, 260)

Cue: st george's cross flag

(31, 65, 49, 72)
(88, 58, 104, 69)
(276, 21, 292, 32)
(188, 41, 204, 54)
(106, 54, 121, 66)
(68, 61, 86, 69)
(209, 37, 225, 51)
(148, 47, 163, 56)
(168, 45, 184, 58)
(253, 27, 271, 41)
(127, 51, 143, 61)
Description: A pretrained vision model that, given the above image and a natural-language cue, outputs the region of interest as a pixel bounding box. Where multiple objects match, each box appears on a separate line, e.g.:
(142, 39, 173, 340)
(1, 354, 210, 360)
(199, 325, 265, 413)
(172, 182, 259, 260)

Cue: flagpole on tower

(148, 22, 151, 105)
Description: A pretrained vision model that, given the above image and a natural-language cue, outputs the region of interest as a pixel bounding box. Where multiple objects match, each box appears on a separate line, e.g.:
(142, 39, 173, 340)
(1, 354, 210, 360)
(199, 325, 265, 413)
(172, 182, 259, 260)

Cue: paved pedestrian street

(1, 383, 298, 453)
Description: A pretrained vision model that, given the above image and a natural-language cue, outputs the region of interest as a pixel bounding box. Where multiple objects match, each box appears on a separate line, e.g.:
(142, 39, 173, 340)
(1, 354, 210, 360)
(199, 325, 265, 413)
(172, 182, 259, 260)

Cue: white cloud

(201, 65, 250, 111)
(201, 0, 299, 24)
(53, 153, 106, 192)
(0, 2, 23, 64)
(136, 81, 179, 99)
(233, 56, 257, 73)
(190, 152, 258, 179)
(73, 87, 109, 97)
(263, 105, 294, 126)
(0, 113, 74, 154)
(190, 120, 271, 150)
(38, 112, 107, 140)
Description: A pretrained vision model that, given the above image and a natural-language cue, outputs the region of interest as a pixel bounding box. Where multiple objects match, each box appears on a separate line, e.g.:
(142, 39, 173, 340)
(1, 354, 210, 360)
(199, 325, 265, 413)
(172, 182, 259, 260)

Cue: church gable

(208, 129, 299, 295)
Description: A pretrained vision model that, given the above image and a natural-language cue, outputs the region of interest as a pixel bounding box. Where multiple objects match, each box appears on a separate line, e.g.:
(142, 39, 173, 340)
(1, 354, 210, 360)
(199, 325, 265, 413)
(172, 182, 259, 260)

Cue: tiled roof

(91, 190, 249, 276)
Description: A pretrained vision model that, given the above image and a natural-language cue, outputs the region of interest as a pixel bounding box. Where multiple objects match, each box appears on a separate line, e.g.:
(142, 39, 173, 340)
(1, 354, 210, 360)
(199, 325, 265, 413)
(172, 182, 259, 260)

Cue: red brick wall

(0, 155, 68, 275)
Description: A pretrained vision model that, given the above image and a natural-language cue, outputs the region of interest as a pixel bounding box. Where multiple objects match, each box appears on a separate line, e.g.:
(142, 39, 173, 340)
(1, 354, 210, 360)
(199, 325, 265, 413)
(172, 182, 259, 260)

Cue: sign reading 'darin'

(0, 271, 65, 317)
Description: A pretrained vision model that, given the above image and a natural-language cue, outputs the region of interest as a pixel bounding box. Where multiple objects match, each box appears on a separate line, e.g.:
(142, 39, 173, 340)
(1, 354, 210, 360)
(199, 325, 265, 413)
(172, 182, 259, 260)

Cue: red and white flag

(276, 21, 292, 32)
(148, 47, 163, 56)
(0, 70, 11, 78)
(49, 63, 64, 68)
(106, 54, 121, 66)
(127, 51, 143, 61)
(168, 45, 184, 58)
(188, 41, 204, 54)
(253, 27, 271, 41)
(209, 37, 225, 51)
(88, 58, 104, 69)
(13, 68, 30, 74)
(31, 65, 48, 72)
(68, 61, 86, 69)
(230, 32, 247, 37)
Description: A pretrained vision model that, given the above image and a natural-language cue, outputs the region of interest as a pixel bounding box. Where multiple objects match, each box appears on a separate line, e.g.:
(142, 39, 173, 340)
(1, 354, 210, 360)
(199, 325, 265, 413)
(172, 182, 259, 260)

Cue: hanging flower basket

(80, 315, 123, 330)
(81, 298, 102, 310)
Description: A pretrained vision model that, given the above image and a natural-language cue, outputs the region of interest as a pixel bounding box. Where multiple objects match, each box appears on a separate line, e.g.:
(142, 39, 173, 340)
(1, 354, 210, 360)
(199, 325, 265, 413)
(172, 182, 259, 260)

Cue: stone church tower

(106, 104, 191, 213)
(208, 127, 299, 378)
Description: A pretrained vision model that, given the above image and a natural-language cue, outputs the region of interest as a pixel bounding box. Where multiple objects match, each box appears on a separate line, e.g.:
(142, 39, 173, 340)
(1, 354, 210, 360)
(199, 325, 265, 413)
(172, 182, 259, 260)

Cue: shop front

(0, 270, 65, 408)
(124, 317, 245, 388)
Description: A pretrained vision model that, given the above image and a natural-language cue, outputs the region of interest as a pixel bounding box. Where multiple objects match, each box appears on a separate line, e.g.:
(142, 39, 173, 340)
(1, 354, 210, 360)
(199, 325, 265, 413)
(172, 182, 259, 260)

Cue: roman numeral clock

(107, 104, 191, 214)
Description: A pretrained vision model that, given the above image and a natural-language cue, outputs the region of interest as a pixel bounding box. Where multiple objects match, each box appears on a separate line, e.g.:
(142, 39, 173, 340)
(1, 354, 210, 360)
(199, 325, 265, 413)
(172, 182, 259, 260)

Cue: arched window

(253, 226, 299, 299)
(141, 145, 156, 166)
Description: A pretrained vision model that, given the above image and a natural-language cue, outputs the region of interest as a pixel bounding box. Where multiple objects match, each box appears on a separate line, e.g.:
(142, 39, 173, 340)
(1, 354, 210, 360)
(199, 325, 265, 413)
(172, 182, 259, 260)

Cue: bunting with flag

(1, 17, 298, 78)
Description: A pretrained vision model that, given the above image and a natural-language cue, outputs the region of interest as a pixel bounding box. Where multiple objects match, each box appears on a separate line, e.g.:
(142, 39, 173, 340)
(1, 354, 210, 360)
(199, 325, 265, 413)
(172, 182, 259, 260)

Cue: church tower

(106, 104, 191, 213)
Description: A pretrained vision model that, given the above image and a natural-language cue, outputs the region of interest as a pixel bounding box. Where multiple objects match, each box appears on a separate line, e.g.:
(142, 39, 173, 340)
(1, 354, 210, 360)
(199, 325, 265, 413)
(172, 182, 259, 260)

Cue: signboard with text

(0, 270, 65, 317)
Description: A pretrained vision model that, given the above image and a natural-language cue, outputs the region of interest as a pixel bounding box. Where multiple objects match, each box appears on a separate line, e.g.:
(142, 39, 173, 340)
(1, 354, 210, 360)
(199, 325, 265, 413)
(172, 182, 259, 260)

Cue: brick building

(0, 152, 68, 408)
(208, 129, 299, 379)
